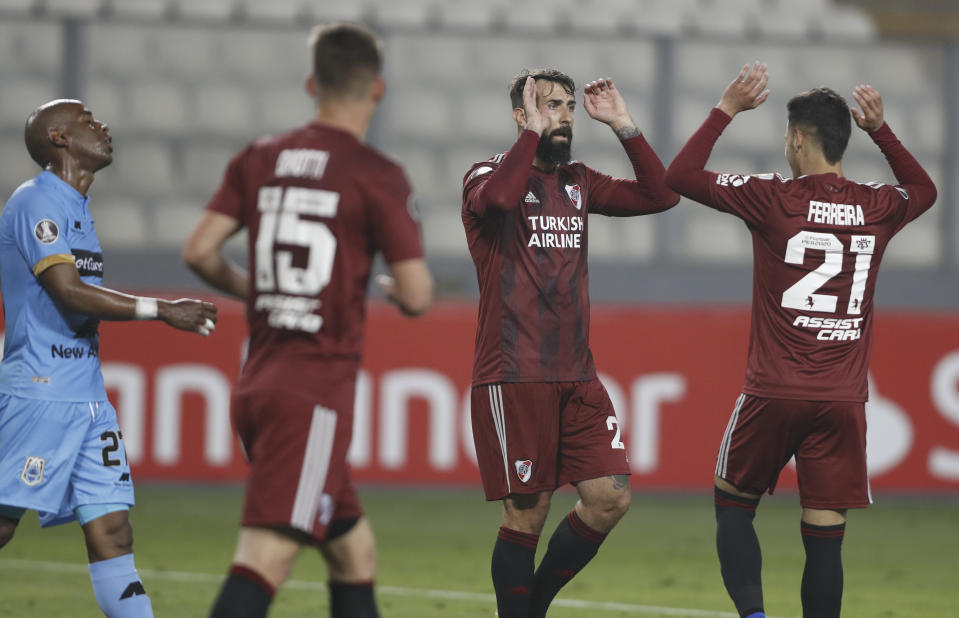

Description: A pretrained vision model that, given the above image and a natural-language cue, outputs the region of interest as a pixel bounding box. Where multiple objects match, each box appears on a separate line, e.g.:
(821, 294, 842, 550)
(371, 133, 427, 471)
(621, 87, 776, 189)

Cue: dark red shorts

(233, 384, 363, 542)
(715, 394, 871, 509)
(470, 378, 630, 501)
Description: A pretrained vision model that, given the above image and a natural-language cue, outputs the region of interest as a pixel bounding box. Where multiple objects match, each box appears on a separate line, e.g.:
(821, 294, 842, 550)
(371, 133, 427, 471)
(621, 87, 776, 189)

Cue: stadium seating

(0, 0, 950, 288)
(87, 198, 150, 247)
(106, 0, 170, 20)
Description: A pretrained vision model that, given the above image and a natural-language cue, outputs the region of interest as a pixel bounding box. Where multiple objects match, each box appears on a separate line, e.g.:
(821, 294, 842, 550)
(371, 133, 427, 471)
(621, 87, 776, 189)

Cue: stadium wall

(9, 298, 956, 493)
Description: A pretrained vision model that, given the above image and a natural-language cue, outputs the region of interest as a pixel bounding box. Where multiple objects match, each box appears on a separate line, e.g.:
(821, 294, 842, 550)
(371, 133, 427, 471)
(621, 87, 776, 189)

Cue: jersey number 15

(254, 186, 339, 296)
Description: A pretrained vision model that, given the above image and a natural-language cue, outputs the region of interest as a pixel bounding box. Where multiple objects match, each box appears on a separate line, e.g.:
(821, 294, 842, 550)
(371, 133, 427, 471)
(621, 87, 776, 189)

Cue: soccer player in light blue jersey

(0, 99, 218, 617)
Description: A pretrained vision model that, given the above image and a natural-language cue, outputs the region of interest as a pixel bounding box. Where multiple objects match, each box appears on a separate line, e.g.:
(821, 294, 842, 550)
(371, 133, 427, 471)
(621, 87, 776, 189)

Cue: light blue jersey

(0, 171, 133, 526)
(0, 171, 106, 402)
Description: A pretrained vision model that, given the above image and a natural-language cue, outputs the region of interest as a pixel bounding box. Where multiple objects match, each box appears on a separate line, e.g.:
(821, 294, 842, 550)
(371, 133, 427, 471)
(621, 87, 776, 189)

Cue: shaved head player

(0, 99, 217, 617)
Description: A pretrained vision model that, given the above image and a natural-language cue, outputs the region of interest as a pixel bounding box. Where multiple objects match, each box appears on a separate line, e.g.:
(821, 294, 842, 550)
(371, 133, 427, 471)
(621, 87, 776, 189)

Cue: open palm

(584, 78, 629, 126)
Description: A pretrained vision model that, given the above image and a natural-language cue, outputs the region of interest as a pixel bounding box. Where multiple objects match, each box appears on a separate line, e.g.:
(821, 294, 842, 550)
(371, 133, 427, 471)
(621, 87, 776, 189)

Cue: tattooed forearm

(610, 474, 630, 490)
(614, 125, 640, 141)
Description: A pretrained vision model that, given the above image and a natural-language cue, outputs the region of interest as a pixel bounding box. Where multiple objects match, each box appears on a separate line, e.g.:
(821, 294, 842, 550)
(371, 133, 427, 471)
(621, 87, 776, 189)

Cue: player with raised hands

(666, 62, 937, 618)
(462, 69, 678, 618)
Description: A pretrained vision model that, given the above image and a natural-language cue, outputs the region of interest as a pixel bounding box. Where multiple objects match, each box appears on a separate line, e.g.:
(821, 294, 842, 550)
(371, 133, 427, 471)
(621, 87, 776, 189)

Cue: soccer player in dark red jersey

(462, 69, 679, 618)
(666, 63, 937, 618)
(182, 23, 433, 618)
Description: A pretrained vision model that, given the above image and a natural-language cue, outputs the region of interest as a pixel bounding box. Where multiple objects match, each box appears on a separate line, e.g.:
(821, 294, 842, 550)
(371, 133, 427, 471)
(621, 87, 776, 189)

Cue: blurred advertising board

(11, 299, 959, 492)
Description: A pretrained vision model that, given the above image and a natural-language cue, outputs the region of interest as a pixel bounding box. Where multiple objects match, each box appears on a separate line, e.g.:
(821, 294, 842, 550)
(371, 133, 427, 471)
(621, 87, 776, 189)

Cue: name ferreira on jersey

(807, 200, 865, 226)
(526, 215, 584, 249)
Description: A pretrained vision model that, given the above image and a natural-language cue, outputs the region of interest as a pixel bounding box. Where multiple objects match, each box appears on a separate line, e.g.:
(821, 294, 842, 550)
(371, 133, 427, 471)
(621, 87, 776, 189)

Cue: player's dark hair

(309, 22, 382, 100)
(786, 87, 851, 164)
(508, 69, 576, 110)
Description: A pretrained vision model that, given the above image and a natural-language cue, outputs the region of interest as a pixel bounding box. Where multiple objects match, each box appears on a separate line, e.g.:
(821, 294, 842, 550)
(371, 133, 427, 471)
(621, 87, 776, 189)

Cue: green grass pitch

(0, 485, 957, 617)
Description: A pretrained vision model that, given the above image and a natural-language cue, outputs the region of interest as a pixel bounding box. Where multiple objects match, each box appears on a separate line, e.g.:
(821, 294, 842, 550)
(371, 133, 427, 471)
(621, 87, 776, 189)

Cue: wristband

(134, 297, 159, 320)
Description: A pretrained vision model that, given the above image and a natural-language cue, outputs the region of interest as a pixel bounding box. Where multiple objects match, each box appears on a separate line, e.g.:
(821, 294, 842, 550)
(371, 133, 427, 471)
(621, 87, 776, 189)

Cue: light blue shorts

(0, 394, 135, 527)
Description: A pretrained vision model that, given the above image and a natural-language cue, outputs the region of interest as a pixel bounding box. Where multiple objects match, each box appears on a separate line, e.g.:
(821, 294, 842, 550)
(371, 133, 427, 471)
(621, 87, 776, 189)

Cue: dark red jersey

(207, 123, 424, 395)
(463, 129, 678, 385)
(667, 109, 937, 402)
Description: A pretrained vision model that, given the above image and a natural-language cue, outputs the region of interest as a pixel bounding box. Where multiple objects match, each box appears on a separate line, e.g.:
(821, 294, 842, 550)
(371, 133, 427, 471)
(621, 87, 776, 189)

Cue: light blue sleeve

(9, 194, 75, 275)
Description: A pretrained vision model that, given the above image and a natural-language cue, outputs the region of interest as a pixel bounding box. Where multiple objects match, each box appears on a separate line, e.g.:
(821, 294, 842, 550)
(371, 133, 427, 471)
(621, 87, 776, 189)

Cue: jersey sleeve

(666, 108, 777, 228)
(367, 164, 424, 264)
(205, 146, 251, 226)
(10, 197, 75, 276)
(703, 171, 780, 228)
(586, 134, 679, 217)
(462, 161, 497, 218)
(462, 130, 539, 217)
(868, 123, 938, 233)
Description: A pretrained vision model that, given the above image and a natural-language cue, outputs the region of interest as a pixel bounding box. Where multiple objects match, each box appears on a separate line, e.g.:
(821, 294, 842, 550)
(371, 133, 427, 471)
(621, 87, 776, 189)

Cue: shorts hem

(1, 499, 59, 517)
(799, 500, 871, 510)
(483, 484, 556, 501)
(471, 377, 596, 388)
(741, 387, 867, 404)
(241, 516, 318, 541)
(559, 468, 632, 488)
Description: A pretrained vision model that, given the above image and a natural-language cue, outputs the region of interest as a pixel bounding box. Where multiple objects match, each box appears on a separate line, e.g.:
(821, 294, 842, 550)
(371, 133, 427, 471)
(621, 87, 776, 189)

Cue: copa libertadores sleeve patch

(34, 219, 59, 244)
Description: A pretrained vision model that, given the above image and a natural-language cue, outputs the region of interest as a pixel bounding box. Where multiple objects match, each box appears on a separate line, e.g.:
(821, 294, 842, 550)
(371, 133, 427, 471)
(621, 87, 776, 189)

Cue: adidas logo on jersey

(524, 192, 540, 205)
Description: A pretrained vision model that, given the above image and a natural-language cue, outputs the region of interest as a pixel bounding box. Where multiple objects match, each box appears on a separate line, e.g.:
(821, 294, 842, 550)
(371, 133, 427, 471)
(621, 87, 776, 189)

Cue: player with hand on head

(665, 62, 937, 618)
(462, 69, 679, 618)
(183, 22, 432, 618)
(0, 99, 217, 618)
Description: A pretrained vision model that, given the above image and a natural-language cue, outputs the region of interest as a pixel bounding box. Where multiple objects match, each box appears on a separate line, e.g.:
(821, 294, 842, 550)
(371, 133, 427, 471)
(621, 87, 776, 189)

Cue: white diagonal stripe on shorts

(715, 395, 742, 477)
(495, 385, 511, 493)
(291, 405, 337, 532)
(716, 394, 745, 478)
(489, 385, 510, 494)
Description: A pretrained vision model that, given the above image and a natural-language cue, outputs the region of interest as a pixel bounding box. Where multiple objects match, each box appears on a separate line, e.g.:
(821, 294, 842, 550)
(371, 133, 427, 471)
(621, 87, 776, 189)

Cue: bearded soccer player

(462, 70, 679, 618)
(665, 63, 937, 618)
(183, 22, 432, 618)
(0, 99, 217, 617)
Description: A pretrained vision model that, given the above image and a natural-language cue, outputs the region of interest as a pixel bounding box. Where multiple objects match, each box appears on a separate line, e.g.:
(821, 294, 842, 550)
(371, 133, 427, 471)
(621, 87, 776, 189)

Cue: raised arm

(39, 264, 217, 335)
(467, 77, 546, 215)
(666, 62, 769, 204)
(852, 85, 937, 215)
(583, 78, 679, 215)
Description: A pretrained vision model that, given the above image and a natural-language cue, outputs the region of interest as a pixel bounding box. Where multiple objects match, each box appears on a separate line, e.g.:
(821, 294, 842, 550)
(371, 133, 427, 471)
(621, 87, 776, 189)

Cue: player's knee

(84, 513, 134, 561)
(333, 543, 376, 581)
(0, 517, 18, 548)
(612, 486, 632, 516)
(601, 485, 631, 520)
(110, 520, 135, 554)
(322, 519, 377, 581)
(582, 484, 630, 528)
(505, 491, 551, 518)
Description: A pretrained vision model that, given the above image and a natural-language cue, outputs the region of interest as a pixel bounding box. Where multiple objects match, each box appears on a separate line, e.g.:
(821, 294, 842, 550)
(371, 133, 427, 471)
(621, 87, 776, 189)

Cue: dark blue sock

(329, 580, 379, 618)
(801, 521, 845, 618)
(209, 564, 274, 618)
(491, 526, 538, 618)
(715, 487, 764, 618)
(528, 510, 606, 618)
